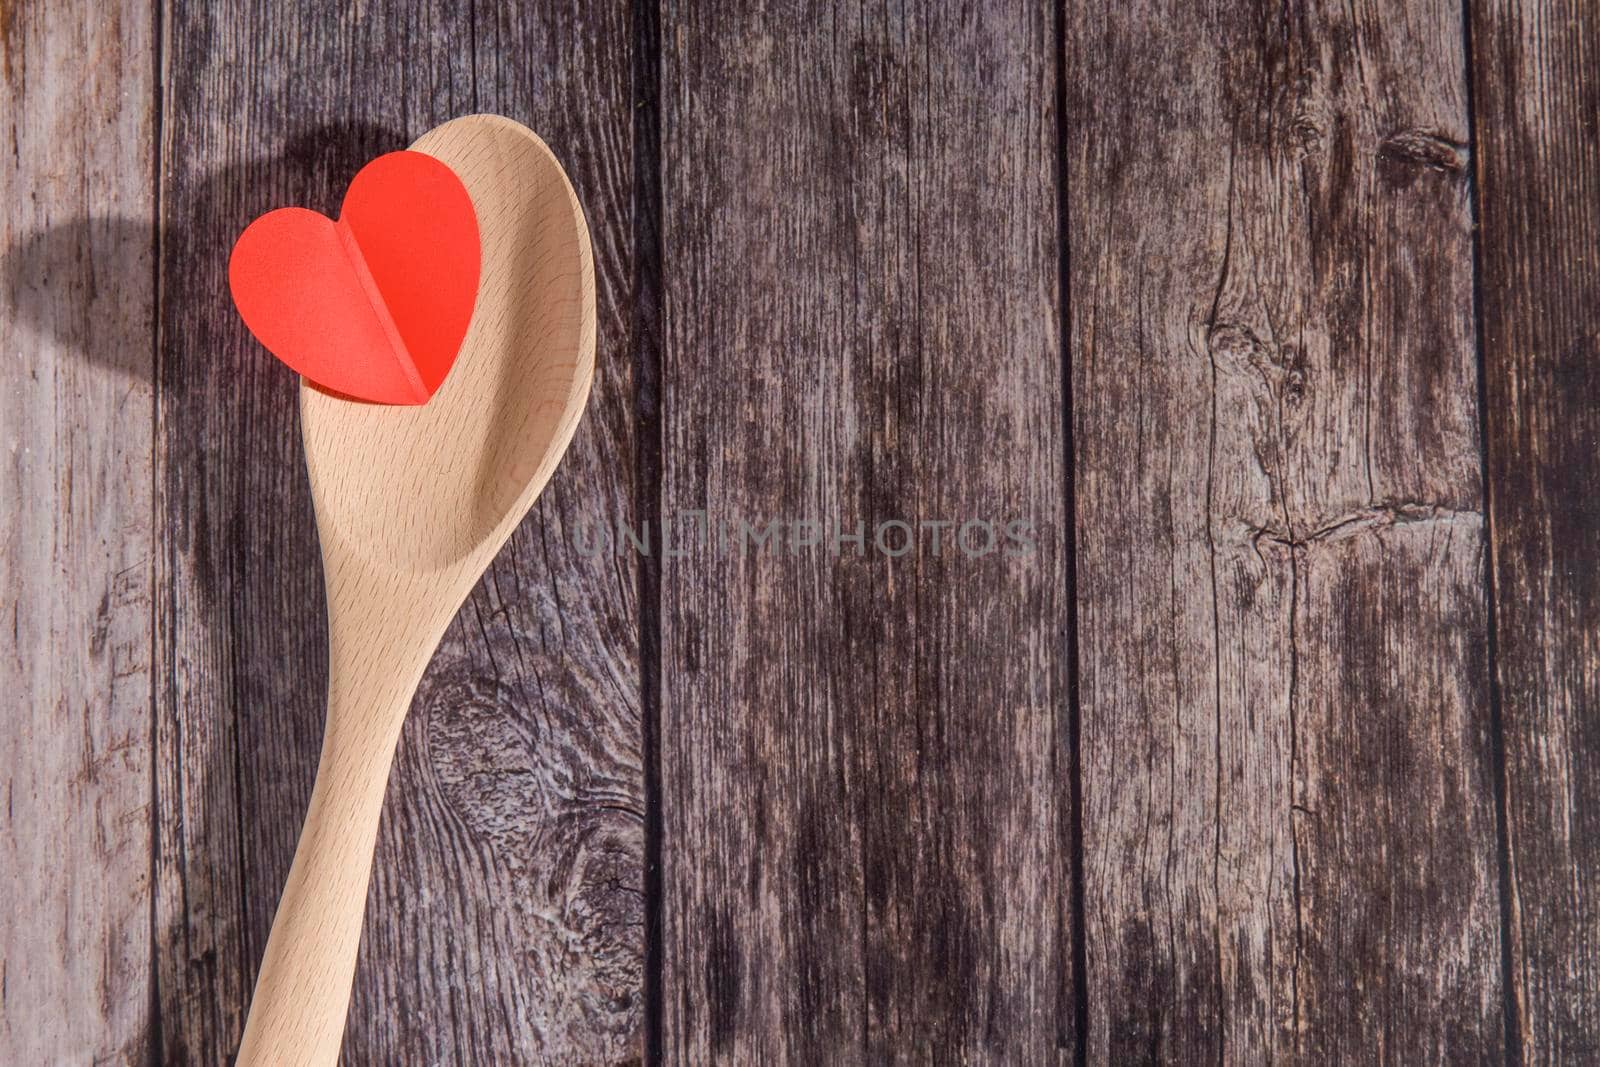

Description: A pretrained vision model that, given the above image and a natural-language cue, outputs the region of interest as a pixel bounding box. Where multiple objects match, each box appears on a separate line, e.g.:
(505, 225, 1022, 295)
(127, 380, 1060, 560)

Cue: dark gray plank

(156, 1, 641, 1061)
(155, 5, 471, 1060)
(659, 2, 1070, 1061)
(1064, 0, 1503, 1060)
(0, 2, 156, 1061)
(1472, 1, 1600, 1060)
(353, 2, 646, 1061)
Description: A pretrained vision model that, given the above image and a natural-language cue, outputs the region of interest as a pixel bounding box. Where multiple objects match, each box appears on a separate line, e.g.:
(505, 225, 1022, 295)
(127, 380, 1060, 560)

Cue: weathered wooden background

(2, 0, 1596, 1063)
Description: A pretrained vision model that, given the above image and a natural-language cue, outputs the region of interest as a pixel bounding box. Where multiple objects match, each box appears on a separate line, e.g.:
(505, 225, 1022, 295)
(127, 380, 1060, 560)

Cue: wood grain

(658, 2, 1070, 1061)
(155, 9, 469, 1060)
(0, 2, 156, 1062)
(351, 6, 646, 1062)
(1472, 1, 1600, 1060)
(1064, 0, 1504, 1060)
(156, 2, 641, 1063)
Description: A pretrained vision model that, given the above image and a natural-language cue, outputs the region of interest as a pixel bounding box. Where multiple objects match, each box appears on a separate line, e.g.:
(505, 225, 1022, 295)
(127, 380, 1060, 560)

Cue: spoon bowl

(304, 114, 595, 573)
(236, 114, 594, 1066)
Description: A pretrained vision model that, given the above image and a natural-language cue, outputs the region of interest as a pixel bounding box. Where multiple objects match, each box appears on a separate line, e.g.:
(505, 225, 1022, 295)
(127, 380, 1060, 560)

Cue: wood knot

(1289, 114, 1325, 157)
(421, 672, 547, 849)
(1287, 87, 1329, 158)
(1206, 322, 1270, 373)
(1377, 130, 1468, 187)
(1279, 345, 1308, 405)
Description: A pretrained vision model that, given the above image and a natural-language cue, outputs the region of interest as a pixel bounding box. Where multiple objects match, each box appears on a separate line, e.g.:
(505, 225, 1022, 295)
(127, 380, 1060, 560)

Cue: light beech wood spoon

(235, 114, 595, 1066)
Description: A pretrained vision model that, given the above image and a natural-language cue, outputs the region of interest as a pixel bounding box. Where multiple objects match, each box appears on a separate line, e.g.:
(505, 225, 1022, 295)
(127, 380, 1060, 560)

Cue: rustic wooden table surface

(4, 1, 1596, 1063)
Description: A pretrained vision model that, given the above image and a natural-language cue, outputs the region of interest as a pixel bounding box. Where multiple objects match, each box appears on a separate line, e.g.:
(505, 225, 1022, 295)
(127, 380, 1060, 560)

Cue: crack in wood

(1248, 503, 1483, 551)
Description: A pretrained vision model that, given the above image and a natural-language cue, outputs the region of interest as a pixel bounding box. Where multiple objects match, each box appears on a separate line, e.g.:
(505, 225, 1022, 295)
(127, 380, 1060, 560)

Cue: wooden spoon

(234, 114, 595, 1066)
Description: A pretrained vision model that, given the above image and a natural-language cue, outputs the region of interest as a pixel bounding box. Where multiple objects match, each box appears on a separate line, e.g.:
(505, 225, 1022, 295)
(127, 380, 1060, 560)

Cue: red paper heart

(228, 150, 481, 405)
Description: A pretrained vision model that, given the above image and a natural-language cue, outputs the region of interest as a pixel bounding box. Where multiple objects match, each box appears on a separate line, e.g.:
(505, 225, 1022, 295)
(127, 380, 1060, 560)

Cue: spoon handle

(236, 615, 429, 1067)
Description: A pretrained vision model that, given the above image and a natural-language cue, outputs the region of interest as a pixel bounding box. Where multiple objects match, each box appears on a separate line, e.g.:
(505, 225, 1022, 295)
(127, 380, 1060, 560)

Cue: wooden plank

(0, 2, 157, 1062)
(154, 6, 470, 1059)
(1064, 0, 1504, 1060)
(659, 2, 1069, 1061)
(352, 4, 646, 1062)
(1472, 2, 1600, 1060)
(156, 1, 641, 1061)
